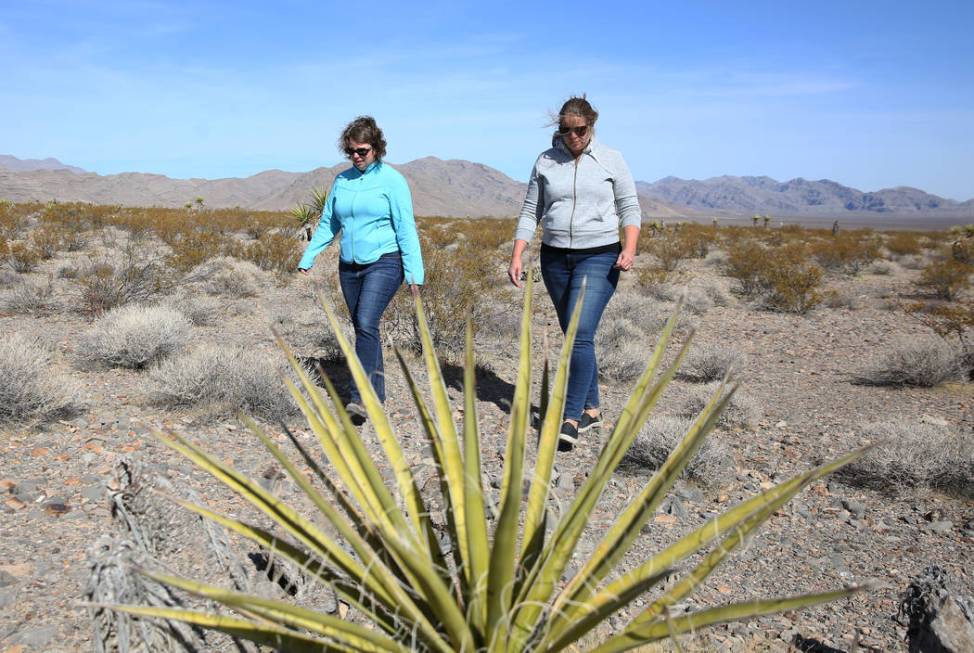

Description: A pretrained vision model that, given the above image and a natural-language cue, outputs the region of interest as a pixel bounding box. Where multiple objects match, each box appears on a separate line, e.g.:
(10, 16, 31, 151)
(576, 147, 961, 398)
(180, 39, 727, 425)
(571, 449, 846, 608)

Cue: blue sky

(2, 1, 973, 199)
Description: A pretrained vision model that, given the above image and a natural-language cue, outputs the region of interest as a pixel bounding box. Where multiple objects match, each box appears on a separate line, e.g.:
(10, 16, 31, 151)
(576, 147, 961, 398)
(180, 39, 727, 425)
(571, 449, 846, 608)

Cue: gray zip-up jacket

(514, 136, 641, 249)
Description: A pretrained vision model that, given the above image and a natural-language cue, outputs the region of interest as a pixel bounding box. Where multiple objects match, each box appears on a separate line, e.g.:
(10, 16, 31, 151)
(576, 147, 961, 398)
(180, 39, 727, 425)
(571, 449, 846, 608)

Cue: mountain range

(1, 155, 970, 223)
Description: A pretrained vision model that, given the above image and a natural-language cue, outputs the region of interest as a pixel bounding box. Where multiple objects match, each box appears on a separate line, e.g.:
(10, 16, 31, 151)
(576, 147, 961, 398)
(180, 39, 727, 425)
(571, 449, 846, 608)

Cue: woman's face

(558, 114, 592, 157)
(346, 139, 376, 171)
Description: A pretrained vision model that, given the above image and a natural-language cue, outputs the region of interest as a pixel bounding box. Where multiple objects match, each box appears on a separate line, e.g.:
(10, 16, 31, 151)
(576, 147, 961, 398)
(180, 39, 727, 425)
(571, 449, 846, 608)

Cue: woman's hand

(508, 239, 528, 288)
(409, 284, 421, 298)
(297, 267, 310, 276)
(615, 225, 640, 272)
(614, 249, 635, 272)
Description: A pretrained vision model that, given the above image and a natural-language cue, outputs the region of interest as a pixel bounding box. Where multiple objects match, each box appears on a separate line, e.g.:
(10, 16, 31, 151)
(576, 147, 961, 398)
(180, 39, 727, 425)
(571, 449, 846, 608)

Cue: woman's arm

(297, 180, 340, 271)
(389, 174, 425, 286)
(611, 153, 641, 272)
(510, 160, 543, 288)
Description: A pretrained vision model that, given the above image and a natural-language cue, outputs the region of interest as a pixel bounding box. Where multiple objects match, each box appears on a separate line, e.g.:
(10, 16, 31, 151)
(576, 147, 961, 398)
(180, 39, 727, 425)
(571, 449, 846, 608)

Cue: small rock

(43, 500, 71, 517)
(841, 499, 866, 518)
(925, 521, 953, 535)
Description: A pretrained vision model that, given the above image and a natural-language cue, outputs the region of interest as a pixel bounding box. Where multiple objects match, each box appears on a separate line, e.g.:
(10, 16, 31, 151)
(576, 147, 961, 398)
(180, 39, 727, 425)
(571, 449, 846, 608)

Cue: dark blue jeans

(540, 245, 620, 421)
(338, 252, 404, 403)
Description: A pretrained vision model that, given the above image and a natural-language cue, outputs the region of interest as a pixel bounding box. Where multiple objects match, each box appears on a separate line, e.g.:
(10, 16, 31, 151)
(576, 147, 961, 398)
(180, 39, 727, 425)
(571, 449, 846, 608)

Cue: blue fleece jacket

(298, 161, 425, 284)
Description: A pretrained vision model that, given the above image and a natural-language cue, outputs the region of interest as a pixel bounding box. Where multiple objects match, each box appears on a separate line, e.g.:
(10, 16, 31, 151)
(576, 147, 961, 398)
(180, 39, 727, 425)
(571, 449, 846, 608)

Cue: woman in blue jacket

(508, 96, 641, 452)
(298, 116, 424, 423)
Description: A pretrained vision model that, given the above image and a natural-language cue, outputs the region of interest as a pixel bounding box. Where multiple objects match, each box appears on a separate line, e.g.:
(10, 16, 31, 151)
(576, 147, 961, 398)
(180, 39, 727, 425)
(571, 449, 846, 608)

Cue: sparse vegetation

(0, 333, 77, 425)
(677, 343, 746, 383)
(842, 421, 974, 494)
(620, 415, 735, 488)
(854, 338, 962, 387)
(917, 255, 972, 300)
(145, 345, 299, 421)
(78, 304, 191, 369)
(73, 249, 173, 316)
(678, 381, 761, 428)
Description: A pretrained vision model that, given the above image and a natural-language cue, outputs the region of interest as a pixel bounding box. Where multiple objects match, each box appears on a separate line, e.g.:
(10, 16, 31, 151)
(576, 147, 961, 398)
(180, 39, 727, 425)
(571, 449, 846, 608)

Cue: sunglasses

(345, 146, 372, 158)
(558, 125, 589, 137)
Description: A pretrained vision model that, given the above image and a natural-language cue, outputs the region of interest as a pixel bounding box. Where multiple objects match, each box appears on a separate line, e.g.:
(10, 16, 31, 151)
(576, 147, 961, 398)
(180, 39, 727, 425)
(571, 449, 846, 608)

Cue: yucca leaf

(545, 375, 730, 633)
(413, 291, 473, 594)
(542, 447, 871, 650)
(487, 274, 534, 648)
(275, 332, 397, 531)
(168, 498, 404, 634)
(511, 309, 693, 643)
(137, 569, 409, 653)
(590, 588, 863, 653)
(463, 317, 491, 634)
(521, 287, 584, 567)
(318, 295, 426, 542)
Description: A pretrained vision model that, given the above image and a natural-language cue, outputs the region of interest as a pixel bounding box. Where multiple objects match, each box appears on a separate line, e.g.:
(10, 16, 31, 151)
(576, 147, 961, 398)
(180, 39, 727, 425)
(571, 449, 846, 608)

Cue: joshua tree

(762, 215, 771, 228)
(752, 214, 760, 227)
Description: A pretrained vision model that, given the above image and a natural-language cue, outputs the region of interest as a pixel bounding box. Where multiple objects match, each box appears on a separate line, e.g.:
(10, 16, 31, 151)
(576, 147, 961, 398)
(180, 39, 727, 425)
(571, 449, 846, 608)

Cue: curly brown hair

(339, 116, 388, 160)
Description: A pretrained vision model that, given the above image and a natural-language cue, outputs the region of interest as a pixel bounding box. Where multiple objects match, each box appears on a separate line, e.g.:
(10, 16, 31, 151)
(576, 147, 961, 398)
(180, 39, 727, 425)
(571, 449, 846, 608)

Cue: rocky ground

(1, 229, 972, 653)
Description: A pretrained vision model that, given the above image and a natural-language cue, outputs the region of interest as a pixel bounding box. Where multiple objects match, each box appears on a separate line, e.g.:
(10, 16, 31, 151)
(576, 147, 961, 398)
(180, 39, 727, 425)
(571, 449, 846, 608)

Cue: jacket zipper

(570, 156, 579, 248)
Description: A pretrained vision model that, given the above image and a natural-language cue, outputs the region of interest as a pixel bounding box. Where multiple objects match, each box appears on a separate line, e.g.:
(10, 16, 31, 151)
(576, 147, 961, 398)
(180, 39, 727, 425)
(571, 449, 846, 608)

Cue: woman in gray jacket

(508, 96, 641, 452)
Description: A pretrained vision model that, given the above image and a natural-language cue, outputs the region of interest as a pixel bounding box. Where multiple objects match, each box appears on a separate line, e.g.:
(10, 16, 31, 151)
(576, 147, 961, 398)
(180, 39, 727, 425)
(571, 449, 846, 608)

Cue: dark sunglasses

(344, 146, 372, 158)
(558, 125, 589, 137)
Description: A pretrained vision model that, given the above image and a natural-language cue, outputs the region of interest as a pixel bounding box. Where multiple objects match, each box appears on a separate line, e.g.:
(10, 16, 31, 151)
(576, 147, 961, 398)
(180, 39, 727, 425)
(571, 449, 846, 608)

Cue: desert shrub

(647, 233, 696, 271)
(724, 239, 772, 296)
(620, 416, 734, 487)
(810, 232, 881, 274)
(30, 225, 64, 260)
(841, 421, 974, 494)
(185, 256, 262, 297)
(6, 242, 41, 272)
(676, 343, 746, 383)
(165, 228, 226, 271)
(58, 264, 80, 279)
(917, 255, 972, 300)
(597, 293, 694, 383)
(677, 382, 761, 428)
(636, 265, 669, 293)
(952, 235, 974, 264)
(159, 294, 223, 327)
(762, 245, 823, 314)
(898, 254, 927, 270)
(0, 276, 58, 315)
(78, 305, 191, 370)
(146, 345, 298, 422)
(227, 232, 301, 275)
(74, 248, 173, 316)
(273, 305, 348, 361)
(854, 338, 962, 387)
(0, 333, 77, 425)
(886, 232, 923, 257)
(867, 260, 893, 275)
(821, 288, 861, 310)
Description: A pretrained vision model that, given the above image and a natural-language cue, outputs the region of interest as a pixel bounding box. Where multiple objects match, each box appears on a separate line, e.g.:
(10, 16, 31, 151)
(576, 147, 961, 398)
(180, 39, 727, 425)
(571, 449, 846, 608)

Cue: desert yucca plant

(108, 277, 866, 652)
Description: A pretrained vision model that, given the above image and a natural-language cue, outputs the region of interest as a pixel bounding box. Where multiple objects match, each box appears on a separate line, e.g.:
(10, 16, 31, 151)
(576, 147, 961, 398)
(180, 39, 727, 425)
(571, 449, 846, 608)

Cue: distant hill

(636, 176, 973, 218)
(1, 154, 970, 222)
(0, 155, 85, 175)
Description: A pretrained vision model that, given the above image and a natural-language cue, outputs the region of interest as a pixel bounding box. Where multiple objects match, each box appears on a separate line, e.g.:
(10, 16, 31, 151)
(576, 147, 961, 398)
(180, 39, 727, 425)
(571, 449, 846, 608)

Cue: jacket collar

(349, 160, 381, 177)
(553, 133, 600, 160)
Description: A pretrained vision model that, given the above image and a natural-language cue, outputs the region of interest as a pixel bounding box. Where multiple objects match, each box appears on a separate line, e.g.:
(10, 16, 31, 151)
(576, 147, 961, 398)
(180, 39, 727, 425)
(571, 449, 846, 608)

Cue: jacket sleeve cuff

(514, 227, 535, 243)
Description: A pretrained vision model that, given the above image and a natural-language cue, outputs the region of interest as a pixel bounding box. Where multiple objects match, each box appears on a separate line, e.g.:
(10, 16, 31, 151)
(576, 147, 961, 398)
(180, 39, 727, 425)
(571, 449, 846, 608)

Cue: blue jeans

(540, 245, 620, 421)
(338, 252, 404, 403)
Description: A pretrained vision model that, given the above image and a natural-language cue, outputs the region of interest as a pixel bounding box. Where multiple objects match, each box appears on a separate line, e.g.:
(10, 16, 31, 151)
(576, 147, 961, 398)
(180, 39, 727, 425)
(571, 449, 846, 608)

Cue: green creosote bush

(110, 284, 867, 652)
(226, 232, 302, 276)
(6, 242, 41, 273)
(917, 255, 972, 301)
